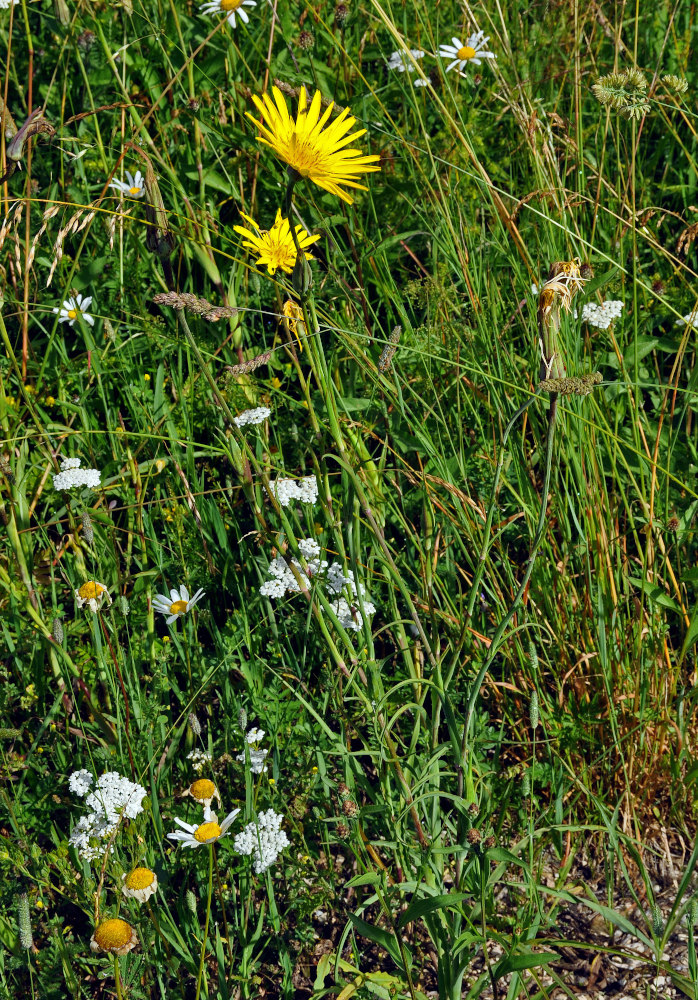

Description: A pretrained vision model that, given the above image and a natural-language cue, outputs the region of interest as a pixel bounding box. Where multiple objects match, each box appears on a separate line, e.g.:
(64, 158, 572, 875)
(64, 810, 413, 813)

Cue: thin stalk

(113, 956, 124, 1000)
(195, 844, 214, 1000)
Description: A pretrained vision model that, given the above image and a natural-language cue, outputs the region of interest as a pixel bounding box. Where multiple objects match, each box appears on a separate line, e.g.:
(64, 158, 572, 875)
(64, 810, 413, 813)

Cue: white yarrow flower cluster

(579, 299, 623, 330)
(0, 0, 20, 8)
(386, 49, 428, 85)
(676, 309, 698, 329)
(236, 727, 268, 774)
(234, 406, 271, 428)
(186, 749, 213, 773)
(266, 475, 318, 507)
(67, 770, 147, 862)
(259, 539, 376, 631)
(233, 809, 290, 874)
(53, 456, 101, 492)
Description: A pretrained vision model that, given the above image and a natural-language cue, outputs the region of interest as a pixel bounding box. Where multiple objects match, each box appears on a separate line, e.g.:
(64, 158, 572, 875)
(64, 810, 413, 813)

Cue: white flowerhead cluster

(237, 727, 268, 773)
(0, 0, 20, 8)
(233, 809, 290, 874)
(676, 309, 698, 329)
(68, 769, 93, 796)
(259, 539, 376, 631)
(68, 770, 147, 862)
(386, 49, 428, 85)
(186, 749, 213, 773)
(234, 406, 271, 428)
(579, 299, 623, 330)
(53, 457, 101, 492)
(266, 475, 318, 507)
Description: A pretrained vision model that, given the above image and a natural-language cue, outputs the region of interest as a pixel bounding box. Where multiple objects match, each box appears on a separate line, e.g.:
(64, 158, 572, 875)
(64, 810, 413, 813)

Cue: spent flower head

(75, 581, 111, 613)
(90, 919, 139, 955)
(592, 69, 651, 120)
(122, 867, 158, 903)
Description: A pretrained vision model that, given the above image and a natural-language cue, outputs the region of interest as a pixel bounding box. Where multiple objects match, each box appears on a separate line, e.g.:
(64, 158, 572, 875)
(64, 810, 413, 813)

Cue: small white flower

(68, 769, 94, 796)
(236, 746, 269, 774)
(53, 293, 94, 327)
(579, 299, 623, 330)
(531, 282, 539, 296)
(386, 48, 425, 73)
(245, 727, 265, 744)
(167, 806, 240, 848)
(198, 0, 256, 29)
(75, 581, 112, 613)
(152, 584, 205, 624)
(108, 170, 145, 199)
(233, 809, 289, 874)
(233, 406, 271, 428)
(0, 0, 20, 8)
(676, 309, 698, 329)
(266, 475, 318, 507)
(439, 31, 496, 75)
(186, 749, 213, 773)
(53, 456, 101, 492)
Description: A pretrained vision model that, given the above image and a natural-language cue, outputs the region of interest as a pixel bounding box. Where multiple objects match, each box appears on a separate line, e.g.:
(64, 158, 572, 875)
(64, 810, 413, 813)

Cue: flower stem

(195, 844, 214, 1000)
(113, 955, 124, 1000)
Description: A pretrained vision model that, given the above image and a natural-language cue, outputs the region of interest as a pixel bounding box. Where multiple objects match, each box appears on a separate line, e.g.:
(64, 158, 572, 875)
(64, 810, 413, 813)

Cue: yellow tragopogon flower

(246, 86, 381, 204)
(90, 918, 139, 955)
(283, 300, 307, 352)
(234, 210, 320, 276)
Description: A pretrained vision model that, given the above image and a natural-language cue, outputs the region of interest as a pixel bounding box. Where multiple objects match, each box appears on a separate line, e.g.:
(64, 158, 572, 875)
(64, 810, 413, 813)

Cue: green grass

(1, 0, 698, 996)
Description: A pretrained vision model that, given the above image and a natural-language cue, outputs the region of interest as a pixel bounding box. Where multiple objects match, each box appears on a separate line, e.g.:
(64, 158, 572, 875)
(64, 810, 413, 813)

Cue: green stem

(113, 955, 124, 1000)
(195, 844, 214, 1000)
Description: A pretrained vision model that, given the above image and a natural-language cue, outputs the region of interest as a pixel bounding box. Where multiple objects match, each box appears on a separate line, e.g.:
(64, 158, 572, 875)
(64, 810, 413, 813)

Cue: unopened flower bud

(81, 510, 94, 545)
(342, 798, 358, 818)
(483, 835, 496, 850)
(186, 890, 197, 914)
(189, 712, 202, 737)
(118, 596, 130, 617)
(466, 828, 481, 845)
(529, 690, 539, 730)
(292, 251, 313, 297)
(17, 894, 33, 950)
(52, 617, 64, 644)
(336, 821, 349, 839)
(238, 707, 247, 732)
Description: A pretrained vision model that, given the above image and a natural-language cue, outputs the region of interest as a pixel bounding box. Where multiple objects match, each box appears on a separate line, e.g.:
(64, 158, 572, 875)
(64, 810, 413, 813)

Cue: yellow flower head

(90, 918, 139, 955)
(122, 867, 158, 903)
(234, 210, 320, 276)
(186, 778, 220, 808)
(247, 86, 381, 204)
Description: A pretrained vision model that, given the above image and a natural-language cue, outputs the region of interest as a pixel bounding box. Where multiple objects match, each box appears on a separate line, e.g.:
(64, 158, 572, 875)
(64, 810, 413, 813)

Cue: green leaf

(492, 951, 558, 980)
(398, 892, 472, 928)
(347, 914, 407, 970)
(345, 872, 382, 888)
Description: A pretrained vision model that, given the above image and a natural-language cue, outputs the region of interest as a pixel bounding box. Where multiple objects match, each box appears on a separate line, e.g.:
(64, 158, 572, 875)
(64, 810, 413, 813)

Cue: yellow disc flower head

(234, 210, 320, 275)
(246, 86, 381, 204)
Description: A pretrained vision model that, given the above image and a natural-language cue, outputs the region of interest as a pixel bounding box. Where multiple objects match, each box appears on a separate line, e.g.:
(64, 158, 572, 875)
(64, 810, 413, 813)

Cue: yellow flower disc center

(125, 867, 155, 890)
(457, 45, 476, 60)
(94, 918, 132, 951)
(79, 582, 104, 600)
(220, 0, 242, 9)
(195, 821, 222, 843)
(169, 600, 188, 614)
(190, 779, 216, 800)
(67, 309, 78, 319)
(129, 186, 141, 195)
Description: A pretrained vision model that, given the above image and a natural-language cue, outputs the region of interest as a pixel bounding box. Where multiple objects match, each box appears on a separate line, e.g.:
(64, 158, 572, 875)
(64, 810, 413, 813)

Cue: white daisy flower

(386, 48, 425, 73)
(75, 581, 112, 613)
(167, 806, 240, 848)
(108, 170, 146, 199)
(152, 585, 205, 624)
(198, 0, 256, 29)
(439, 31, 496, 74)
(676, 309, 698, 329)
(53, 293, 94, 327)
